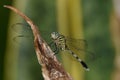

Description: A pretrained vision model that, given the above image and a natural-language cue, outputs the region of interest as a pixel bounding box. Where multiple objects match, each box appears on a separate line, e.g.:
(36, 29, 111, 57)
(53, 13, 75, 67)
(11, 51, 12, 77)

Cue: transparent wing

(13, 35, 33, 45)
(11, 23, 33, 45)
(11, 23, 52, 45)
(65, 37, 96, 61)
(11, 23, 32, 35)
(66, 37, 88, 50)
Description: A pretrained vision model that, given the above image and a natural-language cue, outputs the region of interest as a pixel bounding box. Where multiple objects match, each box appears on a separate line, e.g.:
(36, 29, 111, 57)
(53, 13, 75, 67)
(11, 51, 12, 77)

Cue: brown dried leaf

(4, 5, 73, 80)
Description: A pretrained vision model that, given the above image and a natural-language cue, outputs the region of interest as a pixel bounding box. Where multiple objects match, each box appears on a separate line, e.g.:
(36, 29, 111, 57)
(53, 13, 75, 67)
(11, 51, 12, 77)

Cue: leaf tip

(3, 5, 10, 9)
(3, 5, 7, 8)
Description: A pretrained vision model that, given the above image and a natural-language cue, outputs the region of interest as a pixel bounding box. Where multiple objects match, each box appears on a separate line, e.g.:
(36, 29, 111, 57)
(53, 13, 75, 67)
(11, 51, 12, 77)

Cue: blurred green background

(0, 0, 118, 80)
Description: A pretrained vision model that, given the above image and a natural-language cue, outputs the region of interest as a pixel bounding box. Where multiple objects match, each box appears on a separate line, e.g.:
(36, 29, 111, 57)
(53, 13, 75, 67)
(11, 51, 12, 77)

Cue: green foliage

(0, 1, 12, 80)
(82, 0, 114, 80)
(1, 0, 114, 80)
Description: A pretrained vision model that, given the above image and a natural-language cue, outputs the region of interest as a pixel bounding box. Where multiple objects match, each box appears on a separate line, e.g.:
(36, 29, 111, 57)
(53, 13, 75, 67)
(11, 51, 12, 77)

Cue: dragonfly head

(51, 32, 60, 40)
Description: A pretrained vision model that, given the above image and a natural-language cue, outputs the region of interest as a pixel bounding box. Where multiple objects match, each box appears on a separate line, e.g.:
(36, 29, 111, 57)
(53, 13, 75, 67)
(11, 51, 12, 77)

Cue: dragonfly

(50, 32, 93, 71)
(12, 23, 94, 71)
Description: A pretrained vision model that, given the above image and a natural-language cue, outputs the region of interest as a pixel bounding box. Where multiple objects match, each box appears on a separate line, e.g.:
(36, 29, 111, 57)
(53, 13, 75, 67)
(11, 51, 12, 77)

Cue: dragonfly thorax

(51, 32, 66, 51)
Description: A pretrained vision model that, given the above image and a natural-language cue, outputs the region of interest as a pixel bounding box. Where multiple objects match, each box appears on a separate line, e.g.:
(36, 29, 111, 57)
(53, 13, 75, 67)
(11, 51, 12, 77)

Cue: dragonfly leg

(53, 43, 59, 55)
(49, 41, 59, 54)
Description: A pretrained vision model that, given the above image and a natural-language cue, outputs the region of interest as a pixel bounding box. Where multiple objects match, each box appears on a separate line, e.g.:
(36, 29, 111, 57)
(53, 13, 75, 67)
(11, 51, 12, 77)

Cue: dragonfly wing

(11, 23, 55, 48)
(11, 23, 33, 45)
(66, 37, 88, 50)
(11, 22, 32, 34)
(65, 37, 96, 61)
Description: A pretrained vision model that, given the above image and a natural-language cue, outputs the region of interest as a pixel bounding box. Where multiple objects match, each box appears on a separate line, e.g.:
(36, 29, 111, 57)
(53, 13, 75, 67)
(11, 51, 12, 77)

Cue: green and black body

(50, 32, 90, 71)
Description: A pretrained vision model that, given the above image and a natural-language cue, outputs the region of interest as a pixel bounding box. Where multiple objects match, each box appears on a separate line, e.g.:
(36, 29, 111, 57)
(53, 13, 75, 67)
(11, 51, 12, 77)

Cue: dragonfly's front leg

(49, 41, 59, 54)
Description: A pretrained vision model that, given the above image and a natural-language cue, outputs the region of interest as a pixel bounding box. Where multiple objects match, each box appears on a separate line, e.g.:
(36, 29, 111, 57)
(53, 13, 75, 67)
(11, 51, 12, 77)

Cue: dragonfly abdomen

(67, 50, 90, 71)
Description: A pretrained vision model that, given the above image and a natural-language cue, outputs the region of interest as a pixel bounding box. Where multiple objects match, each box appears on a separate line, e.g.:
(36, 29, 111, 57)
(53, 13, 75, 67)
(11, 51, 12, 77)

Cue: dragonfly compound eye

(51, 32, 59, 39)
